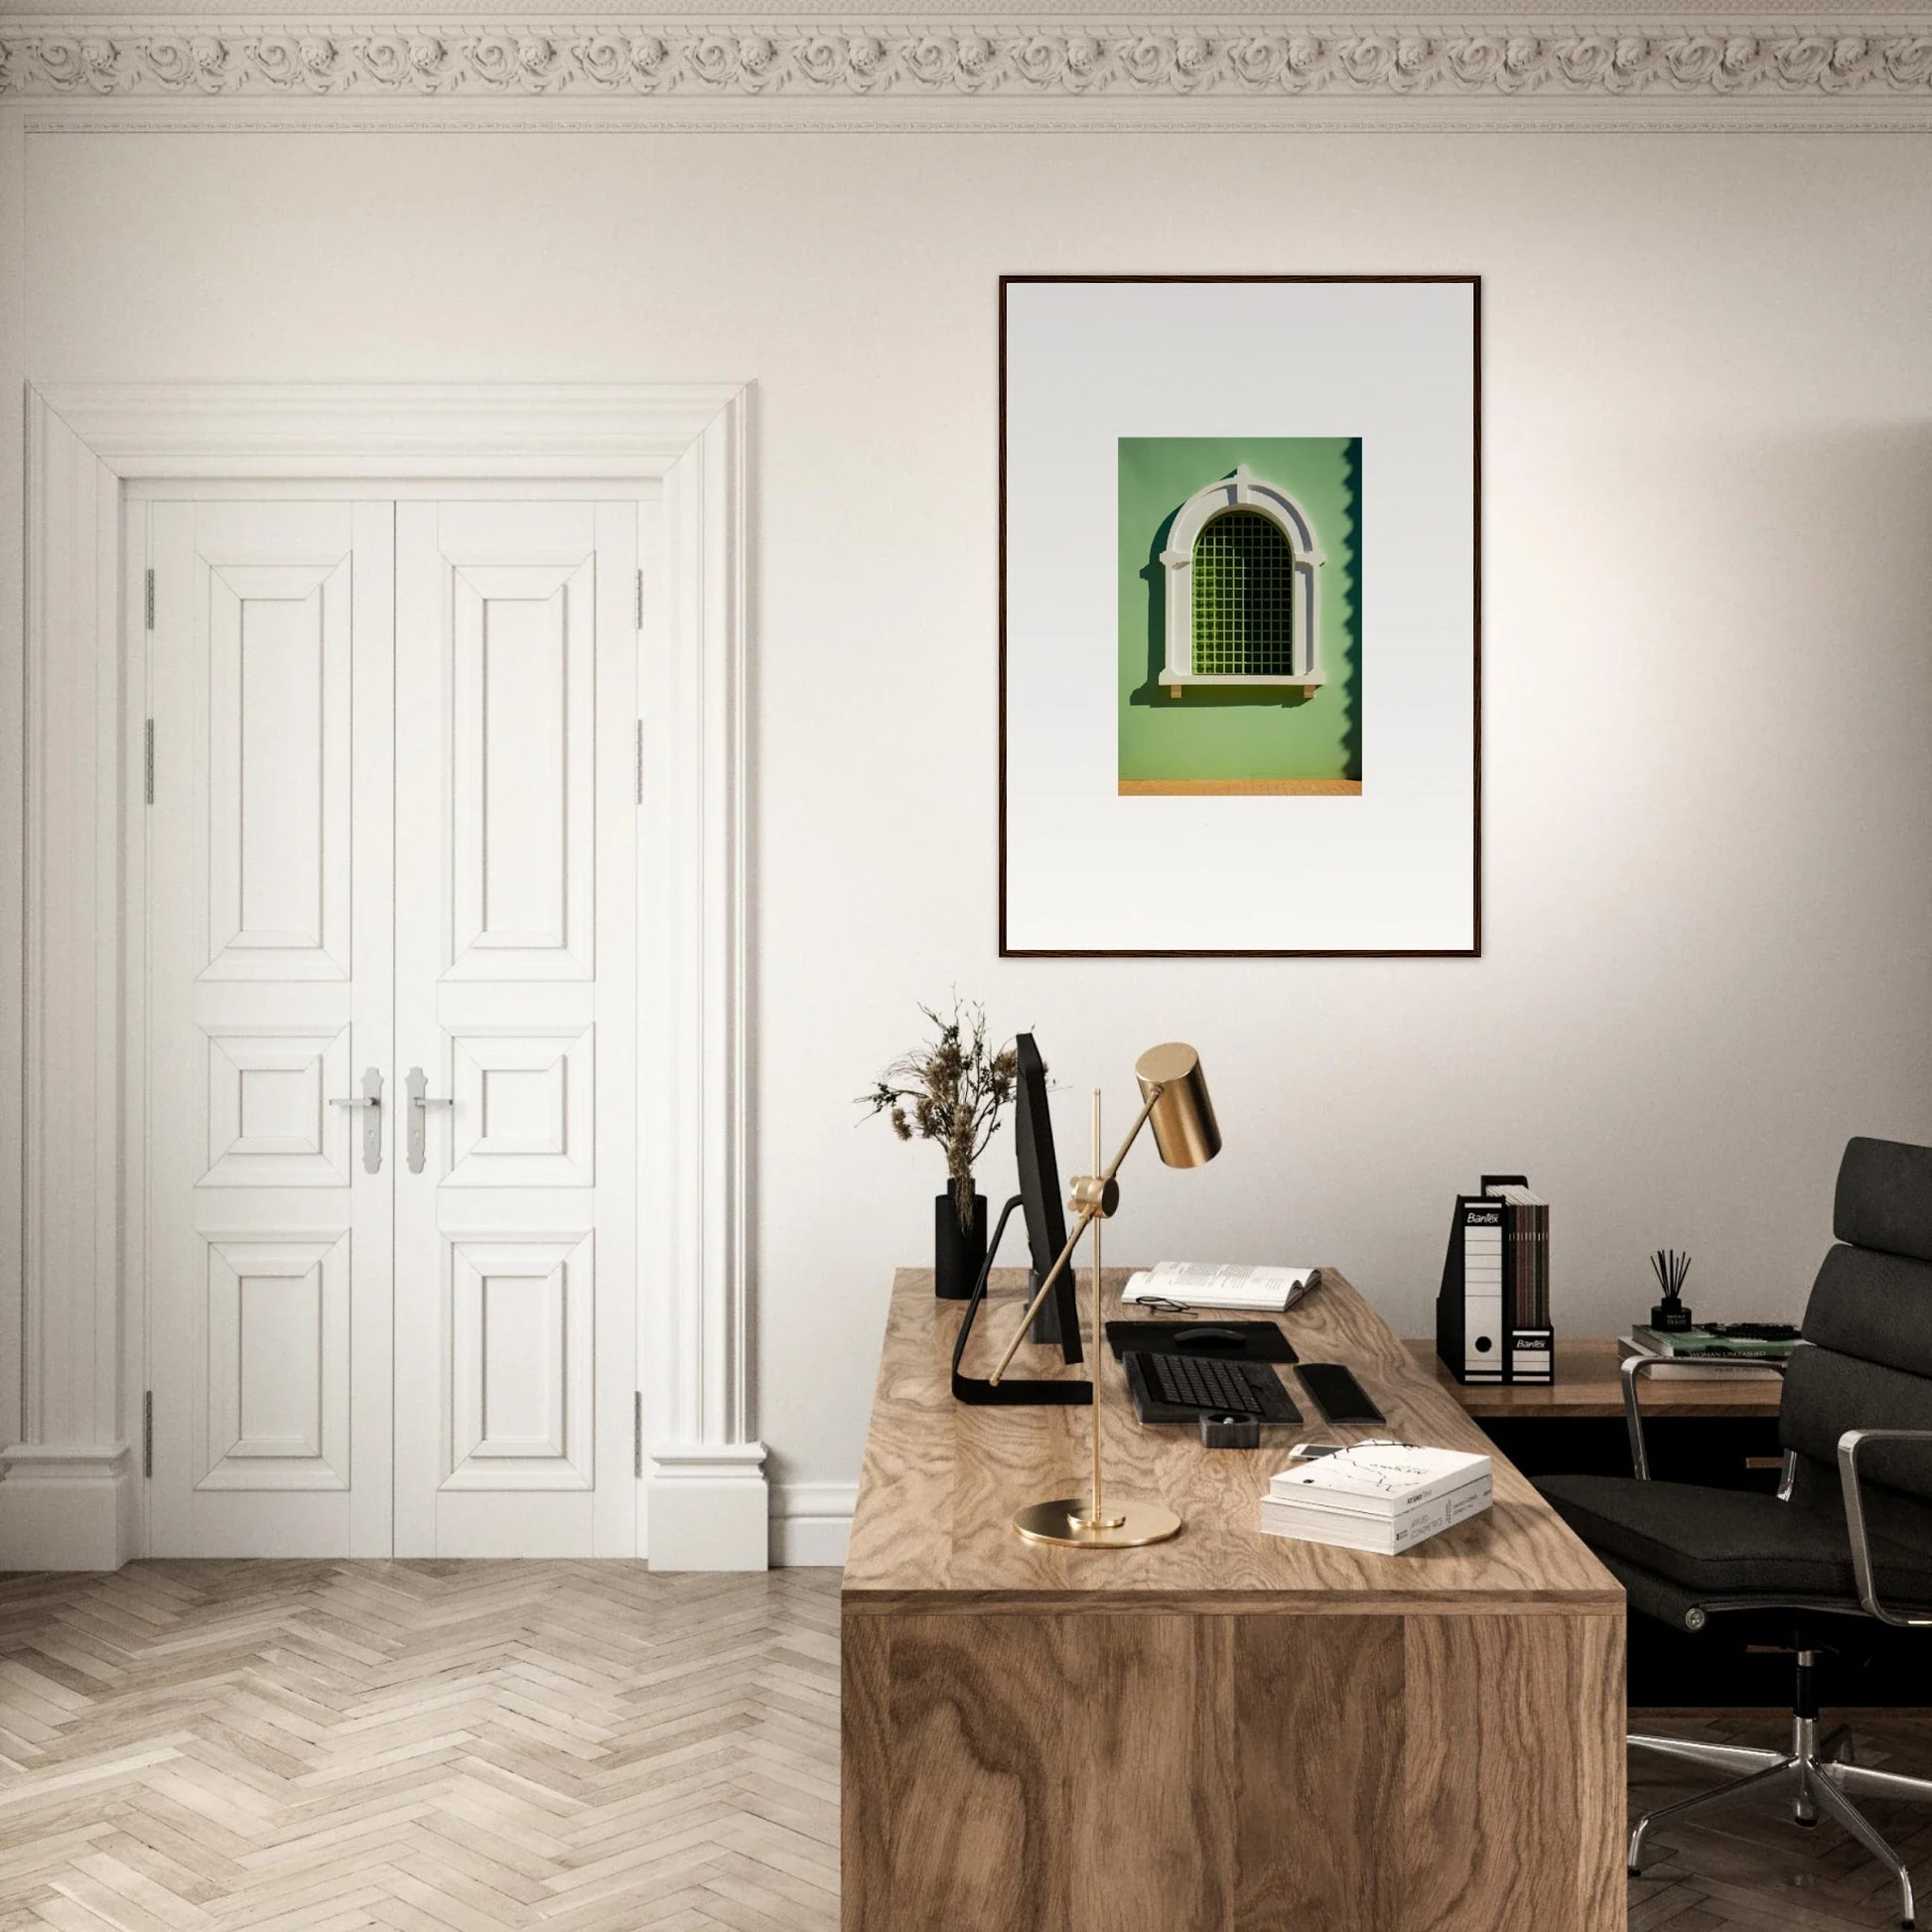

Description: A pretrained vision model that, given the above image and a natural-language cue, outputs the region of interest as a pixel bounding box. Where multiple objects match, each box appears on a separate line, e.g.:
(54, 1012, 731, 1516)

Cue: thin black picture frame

(997, 273, 1482, 960)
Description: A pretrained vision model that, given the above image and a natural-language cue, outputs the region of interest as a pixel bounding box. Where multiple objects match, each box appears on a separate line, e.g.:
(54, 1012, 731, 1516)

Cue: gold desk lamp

(987, 1041, 1221, 1549)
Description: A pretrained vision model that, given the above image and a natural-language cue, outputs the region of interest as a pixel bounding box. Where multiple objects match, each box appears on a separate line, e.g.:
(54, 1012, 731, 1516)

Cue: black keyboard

(1128, 1350, 1302, 1423)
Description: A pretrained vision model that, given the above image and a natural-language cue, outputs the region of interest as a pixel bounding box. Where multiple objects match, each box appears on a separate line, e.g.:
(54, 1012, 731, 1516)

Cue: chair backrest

(1781, 1138, 1932, 1539)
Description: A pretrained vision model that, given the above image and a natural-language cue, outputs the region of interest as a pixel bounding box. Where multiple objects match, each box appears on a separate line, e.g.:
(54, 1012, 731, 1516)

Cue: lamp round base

(1011, 1497, 1182, 1548)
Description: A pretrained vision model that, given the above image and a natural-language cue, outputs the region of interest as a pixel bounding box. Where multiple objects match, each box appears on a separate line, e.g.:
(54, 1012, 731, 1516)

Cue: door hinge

(633, 1392, 643, 1479)
(634, 720, 644, 806)
(142, 1391, 153, 1478)
(144, 568, 155, 631)
(144, 720, 155, 805)
(635, 568, 644, 631)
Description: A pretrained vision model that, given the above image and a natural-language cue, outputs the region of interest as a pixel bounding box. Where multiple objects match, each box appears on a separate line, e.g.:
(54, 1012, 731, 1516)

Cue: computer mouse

(1173, 1326, 1246, 1349)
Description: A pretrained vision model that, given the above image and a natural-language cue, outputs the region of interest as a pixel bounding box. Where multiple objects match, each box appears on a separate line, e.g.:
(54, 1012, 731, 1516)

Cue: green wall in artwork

(1117, 437, 1362, 787)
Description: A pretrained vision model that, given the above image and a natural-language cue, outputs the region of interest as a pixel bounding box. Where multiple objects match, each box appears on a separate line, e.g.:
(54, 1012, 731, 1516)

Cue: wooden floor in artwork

(0, 1561, 1928, 1930)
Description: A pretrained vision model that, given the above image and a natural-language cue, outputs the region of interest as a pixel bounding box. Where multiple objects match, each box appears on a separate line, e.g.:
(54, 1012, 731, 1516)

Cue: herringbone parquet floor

(3, 1562, 1931, 1930)
(0, 1563, 840, 1932)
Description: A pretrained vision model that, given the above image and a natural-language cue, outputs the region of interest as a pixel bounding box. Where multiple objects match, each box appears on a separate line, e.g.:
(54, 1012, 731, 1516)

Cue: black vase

(934, 1186, 989, 1300)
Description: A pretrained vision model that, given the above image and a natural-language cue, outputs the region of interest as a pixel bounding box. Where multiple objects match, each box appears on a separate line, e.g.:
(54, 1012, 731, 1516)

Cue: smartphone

(1297, 1363, 1385, 1426)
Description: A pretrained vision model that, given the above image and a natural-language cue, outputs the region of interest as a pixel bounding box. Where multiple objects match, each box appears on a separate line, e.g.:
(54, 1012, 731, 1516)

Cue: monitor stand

(951, 1195, 1091, 1407)
(1029, 1269, 1069, 1346)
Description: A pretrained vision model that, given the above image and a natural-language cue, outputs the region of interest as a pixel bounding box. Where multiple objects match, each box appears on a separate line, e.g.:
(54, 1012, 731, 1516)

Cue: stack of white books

(1260, 1444, 1493, 1555)
(1121, 1261, 1316, 1312)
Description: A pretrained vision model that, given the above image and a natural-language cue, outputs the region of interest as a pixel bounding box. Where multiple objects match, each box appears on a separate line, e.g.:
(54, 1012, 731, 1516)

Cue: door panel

(449, 562, 595, 978)
(147, 500, 395, 1557)
(393, 501, 637, 1557)
(200, 1231, 350, 1489)
(445, 1027, 595, 1187)
(204, 565, 351, 978)
(446, 1231, 594, 1488)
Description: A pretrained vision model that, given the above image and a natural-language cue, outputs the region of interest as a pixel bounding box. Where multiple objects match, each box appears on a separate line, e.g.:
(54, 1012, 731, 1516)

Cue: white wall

(18, 126, 1932, 1535)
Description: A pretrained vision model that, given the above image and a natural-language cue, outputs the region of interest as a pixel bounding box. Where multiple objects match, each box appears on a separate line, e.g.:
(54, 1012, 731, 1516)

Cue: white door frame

(2, 382, 763, 1572)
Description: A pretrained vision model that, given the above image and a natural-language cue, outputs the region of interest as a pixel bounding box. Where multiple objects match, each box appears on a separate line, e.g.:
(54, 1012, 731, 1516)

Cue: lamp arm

(1096, 1085, 1166, 1190)
(986, 1085, 1165, 1387)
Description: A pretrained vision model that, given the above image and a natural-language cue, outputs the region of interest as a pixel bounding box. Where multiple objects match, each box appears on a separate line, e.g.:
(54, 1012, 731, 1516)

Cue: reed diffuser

(1650, 1248, 1694, 1333)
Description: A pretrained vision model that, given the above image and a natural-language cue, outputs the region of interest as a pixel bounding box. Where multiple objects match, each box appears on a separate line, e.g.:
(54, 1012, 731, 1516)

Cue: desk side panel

(1232, 1613, 1406, 1932)
(840, 1611, 892, 1932)
(844, 1609, 1071, 1932)
(841, 1605, 1620, 1932)
(1066, 1613, 1236, 1932)
(1403, 1611, 1626, 1932)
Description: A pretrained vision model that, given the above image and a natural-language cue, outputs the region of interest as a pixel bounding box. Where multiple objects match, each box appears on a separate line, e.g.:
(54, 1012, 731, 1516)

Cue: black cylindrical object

(934, 1188, 989, 1300)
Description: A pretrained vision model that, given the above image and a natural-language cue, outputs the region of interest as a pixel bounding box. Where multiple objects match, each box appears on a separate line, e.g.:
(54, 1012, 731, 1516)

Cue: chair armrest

(1837, 1428, 1932, 1627)
(1621, 1350, 1790, 1481)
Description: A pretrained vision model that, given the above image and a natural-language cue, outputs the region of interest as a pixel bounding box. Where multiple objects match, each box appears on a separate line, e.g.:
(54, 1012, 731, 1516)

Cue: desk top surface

(1408, 1337, 1785, 1420)
(843, 1268, 1621, 1615)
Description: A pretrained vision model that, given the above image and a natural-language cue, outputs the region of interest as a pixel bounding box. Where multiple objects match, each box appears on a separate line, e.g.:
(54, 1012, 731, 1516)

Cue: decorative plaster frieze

(3, 19, 1931, 103)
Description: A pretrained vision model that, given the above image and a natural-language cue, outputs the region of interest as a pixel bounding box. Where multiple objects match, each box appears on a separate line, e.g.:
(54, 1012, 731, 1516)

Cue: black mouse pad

(1104, 1319, 1297, 1365)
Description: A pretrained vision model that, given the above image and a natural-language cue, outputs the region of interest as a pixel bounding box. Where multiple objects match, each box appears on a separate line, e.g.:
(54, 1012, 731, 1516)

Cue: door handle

(330, 1066, 384, 1174)
(405, 1065, 454, 1175)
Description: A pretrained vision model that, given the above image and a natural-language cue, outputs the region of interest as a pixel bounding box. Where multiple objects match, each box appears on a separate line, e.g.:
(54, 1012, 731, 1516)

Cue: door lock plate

(406, 1066, 454, 1175)
(328, 1066, 384, 1173)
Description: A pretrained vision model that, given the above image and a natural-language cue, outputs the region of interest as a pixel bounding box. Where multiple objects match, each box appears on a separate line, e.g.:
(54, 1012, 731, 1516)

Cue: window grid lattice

(1190, 510, 1297, 676)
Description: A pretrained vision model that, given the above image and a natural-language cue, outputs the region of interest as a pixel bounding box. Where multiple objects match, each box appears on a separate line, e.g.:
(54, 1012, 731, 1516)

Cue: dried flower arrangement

(860, 998, 1020, 1233)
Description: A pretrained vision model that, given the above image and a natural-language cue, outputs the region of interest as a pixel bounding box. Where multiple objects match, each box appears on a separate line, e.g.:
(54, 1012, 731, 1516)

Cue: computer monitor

(948, 1031, 1089, 1405)
(1013, 1034, 1083, 1363)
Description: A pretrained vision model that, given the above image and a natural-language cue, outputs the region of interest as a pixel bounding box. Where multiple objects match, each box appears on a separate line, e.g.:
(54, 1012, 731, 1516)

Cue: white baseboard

(0, 1444, 137, 1572)
(770, 1480, 855, 1568)
(645, 1442, 769, 1572)
(0, 1442, 851, 1574)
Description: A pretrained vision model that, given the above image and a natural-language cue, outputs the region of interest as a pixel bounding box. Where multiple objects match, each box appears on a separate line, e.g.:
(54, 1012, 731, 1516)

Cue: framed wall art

(999, 275, 1480, 957)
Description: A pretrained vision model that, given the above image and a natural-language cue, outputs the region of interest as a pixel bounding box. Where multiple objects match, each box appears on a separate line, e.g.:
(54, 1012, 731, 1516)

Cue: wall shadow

(1339, 437, 1363, 781)
(1125, 504, 1177, 706)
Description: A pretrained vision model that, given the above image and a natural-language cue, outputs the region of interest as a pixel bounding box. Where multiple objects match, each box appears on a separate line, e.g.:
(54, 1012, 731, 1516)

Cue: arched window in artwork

(1190, 510, 1298, 677)
(1158, 466, 1323, 697)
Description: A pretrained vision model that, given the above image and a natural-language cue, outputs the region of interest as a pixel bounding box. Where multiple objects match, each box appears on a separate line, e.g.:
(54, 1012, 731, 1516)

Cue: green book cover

(1634, 1326, 1796, 1359)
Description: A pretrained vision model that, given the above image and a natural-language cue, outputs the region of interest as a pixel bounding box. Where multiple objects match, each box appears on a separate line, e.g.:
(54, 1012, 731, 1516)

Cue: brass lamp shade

(1134, 1042, 1221, 1170)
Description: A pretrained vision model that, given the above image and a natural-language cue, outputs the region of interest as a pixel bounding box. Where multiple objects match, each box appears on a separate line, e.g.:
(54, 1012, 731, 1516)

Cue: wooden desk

(843, 1269, 1625, 1932)
(1408, 1336, 1784, 1421)
(1414, 1335, 1813, 1711)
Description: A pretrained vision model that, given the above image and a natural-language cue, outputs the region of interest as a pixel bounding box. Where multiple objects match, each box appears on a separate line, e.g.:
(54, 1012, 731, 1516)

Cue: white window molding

(1158, 465, 1324, 697)
(1, 381, 763, 1572)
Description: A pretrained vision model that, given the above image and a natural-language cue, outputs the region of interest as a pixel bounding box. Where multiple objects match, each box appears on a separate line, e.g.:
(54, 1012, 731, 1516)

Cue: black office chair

(1538, 1136, 1932, 1930)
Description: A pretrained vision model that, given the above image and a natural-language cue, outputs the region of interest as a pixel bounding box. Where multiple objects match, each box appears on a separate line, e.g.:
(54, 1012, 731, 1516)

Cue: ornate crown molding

(3, 17, 1931, 112)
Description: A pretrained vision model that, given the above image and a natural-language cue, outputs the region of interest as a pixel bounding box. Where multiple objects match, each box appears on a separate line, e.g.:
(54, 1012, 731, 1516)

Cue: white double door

(145, 493, 639, 1558)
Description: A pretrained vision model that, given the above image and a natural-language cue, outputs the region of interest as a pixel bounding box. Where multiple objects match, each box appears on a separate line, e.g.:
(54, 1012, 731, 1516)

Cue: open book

(1121, 1261, 1317, 1313)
